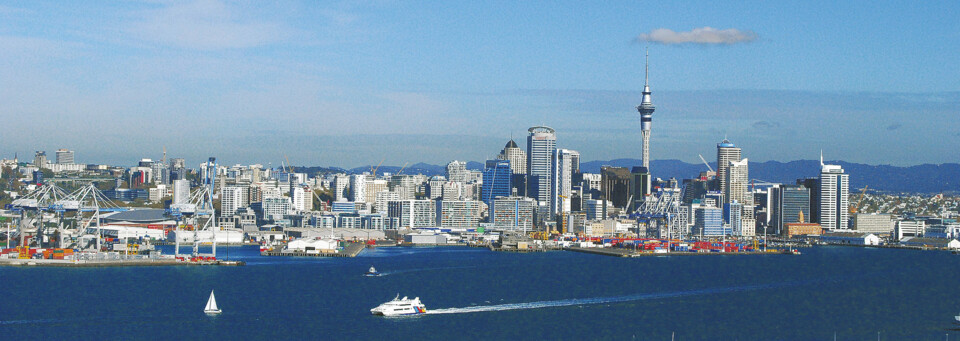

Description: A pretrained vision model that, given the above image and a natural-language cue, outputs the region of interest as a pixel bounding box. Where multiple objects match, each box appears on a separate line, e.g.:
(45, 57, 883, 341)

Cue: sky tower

(637, 50, 656, 170)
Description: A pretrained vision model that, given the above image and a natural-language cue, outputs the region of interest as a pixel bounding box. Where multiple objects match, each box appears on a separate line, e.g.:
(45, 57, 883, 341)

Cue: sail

(205, 291, 219, 311)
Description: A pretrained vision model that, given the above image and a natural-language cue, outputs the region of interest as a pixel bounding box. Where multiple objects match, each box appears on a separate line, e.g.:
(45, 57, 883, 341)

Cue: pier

(260, 242, 366, 258)
(565, 247, 795, 257)
(0, 258, 245, 267)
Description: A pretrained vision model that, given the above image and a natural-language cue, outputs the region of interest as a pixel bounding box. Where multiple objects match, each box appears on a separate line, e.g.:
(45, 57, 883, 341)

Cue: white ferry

(370, 295, 427, 316)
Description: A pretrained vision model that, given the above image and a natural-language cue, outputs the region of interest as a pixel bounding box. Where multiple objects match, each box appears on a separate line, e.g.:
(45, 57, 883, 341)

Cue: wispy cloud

(126, 0, 292, 50)
(887, 123, 902, 131)
(636, 27, 757, 45)
(752, 120, 780, 129)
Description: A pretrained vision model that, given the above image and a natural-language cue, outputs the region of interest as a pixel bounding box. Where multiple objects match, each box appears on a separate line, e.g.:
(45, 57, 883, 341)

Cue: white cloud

(126, 0, 292, 49)
(637, 27, 757, 45)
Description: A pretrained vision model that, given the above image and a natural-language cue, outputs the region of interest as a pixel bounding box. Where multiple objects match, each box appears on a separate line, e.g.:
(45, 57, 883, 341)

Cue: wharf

(261, 242, 365, 258)
(488, 245, 554, 253)
(565, 247, 794, 257)
(0, 258, 245, 267)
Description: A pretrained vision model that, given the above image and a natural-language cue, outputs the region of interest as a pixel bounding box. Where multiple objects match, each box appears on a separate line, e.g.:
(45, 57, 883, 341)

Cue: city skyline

(2, 1, 959, 167)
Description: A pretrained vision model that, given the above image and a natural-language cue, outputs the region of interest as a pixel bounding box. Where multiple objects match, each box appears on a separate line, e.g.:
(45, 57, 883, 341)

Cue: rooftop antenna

(820, 149, 824, 167)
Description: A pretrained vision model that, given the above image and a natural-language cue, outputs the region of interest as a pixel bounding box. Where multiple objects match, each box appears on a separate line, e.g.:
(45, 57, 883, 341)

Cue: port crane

(631, 186, 685, 250)
(165, 157, 220, 260)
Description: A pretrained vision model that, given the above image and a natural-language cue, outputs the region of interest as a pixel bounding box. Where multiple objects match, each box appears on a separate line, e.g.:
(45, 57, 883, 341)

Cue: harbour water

(1, 245, 958, 340)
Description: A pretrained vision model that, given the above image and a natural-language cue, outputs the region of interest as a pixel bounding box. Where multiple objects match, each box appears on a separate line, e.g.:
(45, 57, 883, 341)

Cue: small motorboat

(204, 290, 222, 315)
(370, 295, 427, 316)
(365, 266, 381, 277)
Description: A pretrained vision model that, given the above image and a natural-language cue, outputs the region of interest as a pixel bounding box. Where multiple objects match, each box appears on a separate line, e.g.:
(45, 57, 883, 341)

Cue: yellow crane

(396, 162, 409, 175)
(284, 155, 294, 173)
(370, 159, 384, 178)
(850, 185, 868, 214)
(557, 194, 568, 235)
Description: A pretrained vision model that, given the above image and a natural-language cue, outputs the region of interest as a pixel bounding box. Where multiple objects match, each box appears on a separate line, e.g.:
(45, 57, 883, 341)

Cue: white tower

(637, 50, 656, 170)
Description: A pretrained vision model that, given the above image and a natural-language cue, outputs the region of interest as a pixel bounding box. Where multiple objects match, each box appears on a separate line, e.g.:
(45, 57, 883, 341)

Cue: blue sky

(1, 0, 958, 168)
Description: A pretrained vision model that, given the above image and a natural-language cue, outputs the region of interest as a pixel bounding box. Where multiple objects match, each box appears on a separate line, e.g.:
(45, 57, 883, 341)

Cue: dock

(0, 258, 245, 267)
(565, 247, 795, 257)
(260, 242, 366, 258)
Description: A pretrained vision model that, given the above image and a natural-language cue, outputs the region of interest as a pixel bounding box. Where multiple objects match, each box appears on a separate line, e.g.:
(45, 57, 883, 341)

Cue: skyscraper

(526, 126, 556, 206)
(819, 153, 849, 230)
(482, 159, 512, 211)
(716, 139, 741, 201)
(550, 148, 579, 216)
(770, 185, 810, 235)
(637, 51, 656, 170)
(497, 139, 526, 175)
(349, 174, 366, 203)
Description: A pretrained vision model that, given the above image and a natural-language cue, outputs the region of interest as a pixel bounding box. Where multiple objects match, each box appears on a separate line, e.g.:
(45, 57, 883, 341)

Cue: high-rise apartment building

(388, 200, 436, 228)
(172, 179, 191, 205)
(350, 174, 366, 203)
(550, 148, 579, 216)
(446, 160, 469, 183)
(492, 196, 536, 231)
(770, 185, 811, 235)
(526, 126, 556, 206)
(222, 186, 245, 215)
(364, 179, 389, 204)
(435, 200, 482, 228)
(55, 149, 74, 164)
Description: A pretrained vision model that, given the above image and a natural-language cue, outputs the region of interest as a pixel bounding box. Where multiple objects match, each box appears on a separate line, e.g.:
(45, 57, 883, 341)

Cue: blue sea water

(1, 245, 958, 340)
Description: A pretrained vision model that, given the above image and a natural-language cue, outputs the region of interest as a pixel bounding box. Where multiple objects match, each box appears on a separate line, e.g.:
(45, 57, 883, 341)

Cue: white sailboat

(204, 290, 222, 315)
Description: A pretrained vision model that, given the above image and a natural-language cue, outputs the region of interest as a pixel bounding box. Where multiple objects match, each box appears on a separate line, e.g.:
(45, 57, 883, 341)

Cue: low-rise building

(898, 237, 960, 250)
(783, 223, 822, 238)
(820, 231, 880, 246)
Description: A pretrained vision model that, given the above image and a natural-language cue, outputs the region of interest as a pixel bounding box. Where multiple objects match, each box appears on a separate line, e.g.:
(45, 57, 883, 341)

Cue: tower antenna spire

(644, 47, 649, 86)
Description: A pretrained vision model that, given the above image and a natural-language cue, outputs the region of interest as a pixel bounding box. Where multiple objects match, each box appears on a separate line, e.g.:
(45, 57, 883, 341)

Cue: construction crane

(698, 154, 714, 172)
(396, 162, 410, 175)
(557, 194, 568, 235)
(370, 159, 384, 178)
(284, 155, 293, 173)
(851, 185, 868, 214)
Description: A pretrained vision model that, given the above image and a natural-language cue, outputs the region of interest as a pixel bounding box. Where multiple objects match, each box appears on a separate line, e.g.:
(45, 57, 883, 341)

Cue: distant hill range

(301, 159, 960, 194)
(580, 159, 960, 193)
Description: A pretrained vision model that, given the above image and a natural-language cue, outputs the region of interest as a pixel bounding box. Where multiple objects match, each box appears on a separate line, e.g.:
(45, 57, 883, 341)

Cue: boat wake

(427, 280, 808, 315)
(380, 265, 478, 276)
(0, 318, 74, 325)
